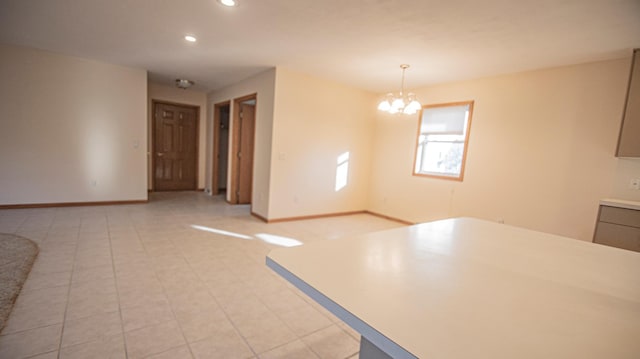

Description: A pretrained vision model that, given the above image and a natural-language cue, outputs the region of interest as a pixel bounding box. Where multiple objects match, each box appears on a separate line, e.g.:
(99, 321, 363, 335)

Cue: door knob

(157, 152, 164, 157)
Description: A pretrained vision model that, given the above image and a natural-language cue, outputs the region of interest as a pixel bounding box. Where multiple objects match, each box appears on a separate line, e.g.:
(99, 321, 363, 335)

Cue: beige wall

(369, 58, 639, 241)
(268, 68, 376, 219)
(148, 82, 207, 189)
(207, 69, 277, 218)
(0, 44, 147, 205)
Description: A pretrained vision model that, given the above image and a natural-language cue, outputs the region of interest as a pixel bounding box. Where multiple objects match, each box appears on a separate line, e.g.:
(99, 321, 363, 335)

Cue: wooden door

(153, 102, 198, 191)
(231, 100, 256, 204)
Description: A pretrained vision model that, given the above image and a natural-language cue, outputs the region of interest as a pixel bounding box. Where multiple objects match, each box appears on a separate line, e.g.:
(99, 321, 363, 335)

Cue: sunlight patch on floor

(191, 225, 303, 247)
(255, 233, 303, 247)
(190, 224, 252, 240)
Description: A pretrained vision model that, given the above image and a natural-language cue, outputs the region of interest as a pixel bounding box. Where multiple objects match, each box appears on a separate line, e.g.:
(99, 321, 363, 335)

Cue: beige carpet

(0, 233, 38, 332)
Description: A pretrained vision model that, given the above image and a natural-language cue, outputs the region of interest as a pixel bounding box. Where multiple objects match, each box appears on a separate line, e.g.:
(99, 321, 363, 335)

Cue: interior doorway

(152, 101, 199, 191)
(230, 94, 257, 204)
(212, 101, 230, 196)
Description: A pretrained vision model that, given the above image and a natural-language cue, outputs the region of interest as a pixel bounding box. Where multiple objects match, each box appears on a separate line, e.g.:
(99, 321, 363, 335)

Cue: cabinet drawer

(594, 222, 640, 252)
(599, 206, 640, 228)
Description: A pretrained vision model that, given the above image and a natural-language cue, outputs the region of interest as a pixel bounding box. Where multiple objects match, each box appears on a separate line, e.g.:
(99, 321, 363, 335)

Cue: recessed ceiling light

(218, 0, 237, 7)
(184, 35, 197, 42)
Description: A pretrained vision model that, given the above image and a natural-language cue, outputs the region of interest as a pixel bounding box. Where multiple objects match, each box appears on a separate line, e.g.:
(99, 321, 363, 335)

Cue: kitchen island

(267, 217, 640, 359)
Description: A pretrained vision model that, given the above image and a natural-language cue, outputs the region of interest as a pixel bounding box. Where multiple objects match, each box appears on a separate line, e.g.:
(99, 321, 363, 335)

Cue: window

(413, 101, 474, 181)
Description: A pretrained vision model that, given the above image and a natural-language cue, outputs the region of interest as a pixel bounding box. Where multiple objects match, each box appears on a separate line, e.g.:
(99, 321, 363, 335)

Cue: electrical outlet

(630, 178, 640, 190)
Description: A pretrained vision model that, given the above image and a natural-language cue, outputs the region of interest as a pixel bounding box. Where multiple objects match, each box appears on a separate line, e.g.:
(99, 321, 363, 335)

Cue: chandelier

(377, 64, 421, 115)
(175, 79, 194, 90)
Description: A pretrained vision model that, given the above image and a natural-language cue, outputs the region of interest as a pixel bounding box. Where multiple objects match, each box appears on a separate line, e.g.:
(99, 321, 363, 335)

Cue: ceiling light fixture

(218, 0, 237, 7)
(175, 79, 194, 89)
(377, 64, 422, 115)
(184, 35, 197, 42)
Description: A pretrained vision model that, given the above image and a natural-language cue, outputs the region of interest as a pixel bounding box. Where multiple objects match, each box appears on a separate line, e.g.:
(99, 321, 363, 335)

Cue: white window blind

(420, 104, 469, 135)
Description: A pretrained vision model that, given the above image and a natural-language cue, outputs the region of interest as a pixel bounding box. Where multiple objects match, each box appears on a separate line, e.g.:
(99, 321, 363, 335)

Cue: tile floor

(0, 192, 404, 359)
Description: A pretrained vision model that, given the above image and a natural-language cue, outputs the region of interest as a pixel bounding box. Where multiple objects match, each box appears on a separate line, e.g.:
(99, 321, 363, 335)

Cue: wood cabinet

(616, 48, 640, 157)
(593, 205, 640, 252)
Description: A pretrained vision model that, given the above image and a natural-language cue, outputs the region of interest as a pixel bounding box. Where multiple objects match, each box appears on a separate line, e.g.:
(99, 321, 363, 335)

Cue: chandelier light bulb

(377, 100, 392, 111)
(391, 98, 405, 110)
(406, 93, 421, 112)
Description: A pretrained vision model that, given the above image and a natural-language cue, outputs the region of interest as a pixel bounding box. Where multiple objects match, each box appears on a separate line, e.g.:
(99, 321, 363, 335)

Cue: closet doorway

(212, 101, 230, 196)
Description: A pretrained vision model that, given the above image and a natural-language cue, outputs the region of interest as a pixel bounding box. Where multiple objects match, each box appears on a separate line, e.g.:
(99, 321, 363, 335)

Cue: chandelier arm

(400, 67, 405, 96)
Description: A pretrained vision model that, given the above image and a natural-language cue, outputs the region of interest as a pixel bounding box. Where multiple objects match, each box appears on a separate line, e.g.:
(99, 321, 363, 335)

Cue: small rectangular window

(413, 101, 474, 181)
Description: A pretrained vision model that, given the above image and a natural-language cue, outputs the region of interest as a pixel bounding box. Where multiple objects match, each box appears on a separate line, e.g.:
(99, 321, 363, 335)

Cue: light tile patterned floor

(0, 192, 404, 359)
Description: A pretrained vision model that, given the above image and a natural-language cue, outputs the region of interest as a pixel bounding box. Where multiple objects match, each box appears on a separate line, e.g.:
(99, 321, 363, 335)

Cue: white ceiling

(1, 0, 639, 93)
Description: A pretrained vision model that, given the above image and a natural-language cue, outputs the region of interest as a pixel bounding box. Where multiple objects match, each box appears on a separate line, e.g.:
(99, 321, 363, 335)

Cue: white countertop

(267, 217, 640, 359)
(600, 198, 640, 211)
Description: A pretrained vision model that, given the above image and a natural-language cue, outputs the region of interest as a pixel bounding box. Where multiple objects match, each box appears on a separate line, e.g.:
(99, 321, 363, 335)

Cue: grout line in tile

(254, 336, 313, 357)
(56, 221, 80, 358)
(126, 213, 193, 359)
(183, 252, 258, 357)
(23, 349, 58, 359)
(155, 285, 195, 358)
(107, 212, 130, 359)
(10, 215, 29, 235)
